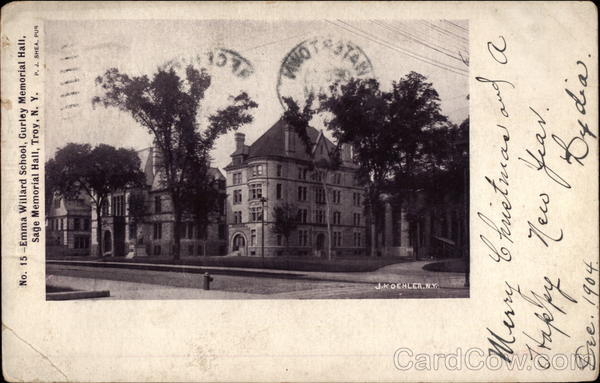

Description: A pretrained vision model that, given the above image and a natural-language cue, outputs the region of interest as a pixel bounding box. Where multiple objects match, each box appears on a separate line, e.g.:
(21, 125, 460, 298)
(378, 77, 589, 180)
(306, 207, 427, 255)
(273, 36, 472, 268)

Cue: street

(46, 260, 468, 299)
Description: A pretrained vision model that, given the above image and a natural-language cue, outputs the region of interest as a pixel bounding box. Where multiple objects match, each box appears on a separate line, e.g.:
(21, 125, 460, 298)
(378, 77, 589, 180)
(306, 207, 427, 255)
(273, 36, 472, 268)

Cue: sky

(45, 19, 469, 172)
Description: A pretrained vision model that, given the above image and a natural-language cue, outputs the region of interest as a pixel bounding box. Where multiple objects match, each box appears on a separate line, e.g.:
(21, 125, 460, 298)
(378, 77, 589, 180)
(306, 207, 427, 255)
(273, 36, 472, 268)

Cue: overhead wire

(327, 20, 468, 77)
(370, 20, 463, 63)
(380, 20, 461, 57)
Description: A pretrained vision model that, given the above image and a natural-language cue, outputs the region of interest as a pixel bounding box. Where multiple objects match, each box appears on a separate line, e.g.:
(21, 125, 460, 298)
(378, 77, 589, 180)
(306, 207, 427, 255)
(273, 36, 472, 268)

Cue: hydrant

(203, 272, 213, 290)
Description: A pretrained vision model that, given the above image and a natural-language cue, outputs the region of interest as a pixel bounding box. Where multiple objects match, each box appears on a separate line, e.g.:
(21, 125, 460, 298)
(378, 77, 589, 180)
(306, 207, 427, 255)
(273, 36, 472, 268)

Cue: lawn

(421, 258, 468, 273)
(47, 252, 412, 272)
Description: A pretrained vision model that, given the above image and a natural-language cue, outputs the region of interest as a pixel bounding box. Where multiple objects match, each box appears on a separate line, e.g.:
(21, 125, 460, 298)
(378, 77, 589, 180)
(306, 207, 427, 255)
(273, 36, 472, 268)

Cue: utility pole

(260, 197, 267, 260)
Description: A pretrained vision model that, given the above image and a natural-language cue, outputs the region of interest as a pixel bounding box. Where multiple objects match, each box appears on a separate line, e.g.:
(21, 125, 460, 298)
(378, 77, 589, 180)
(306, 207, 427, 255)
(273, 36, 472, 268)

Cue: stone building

(91, 147, 228, 257)
(224, 119, 366, 257)
(46, 193, 92, 256)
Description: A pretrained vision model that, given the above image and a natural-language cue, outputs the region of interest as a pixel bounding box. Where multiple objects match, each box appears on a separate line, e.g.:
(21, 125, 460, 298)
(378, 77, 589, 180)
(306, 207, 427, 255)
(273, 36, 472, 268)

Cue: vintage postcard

(1, 1, 598, 381)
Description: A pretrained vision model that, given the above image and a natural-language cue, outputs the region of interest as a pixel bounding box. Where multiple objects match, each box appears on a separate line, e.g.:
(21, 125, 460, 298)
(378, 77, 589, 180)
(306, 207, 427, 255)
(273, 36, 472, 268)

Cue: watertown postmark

(276, 36, 374, 108)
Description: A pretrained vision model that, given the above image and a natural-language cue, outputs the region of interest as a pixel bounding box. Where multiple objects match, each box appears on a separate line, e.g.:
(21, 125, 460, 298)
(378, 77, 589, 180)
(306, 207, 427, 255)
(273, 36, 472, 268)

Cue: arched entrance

(232, 233, 247, 256)
(103, 230, 112, 255)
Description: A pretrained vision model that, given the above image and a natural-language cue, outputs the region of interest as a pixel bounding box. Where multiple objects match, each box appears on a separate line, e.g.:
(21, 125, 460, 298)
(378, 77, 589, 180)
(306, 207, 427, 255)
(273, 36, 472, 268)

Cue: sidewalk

(46, 274, 264, 300)
(47, 259, 467, 289)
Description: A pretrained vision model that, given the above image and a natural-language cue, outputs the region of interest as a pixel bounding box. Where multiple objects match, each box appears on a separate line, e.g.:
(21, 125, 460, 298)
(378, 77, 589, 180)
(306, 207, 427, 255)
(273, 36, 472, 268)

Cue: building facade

(224, 119, 366, 258)
(46, 194, 92, 256)
(91, 147, 228, 257)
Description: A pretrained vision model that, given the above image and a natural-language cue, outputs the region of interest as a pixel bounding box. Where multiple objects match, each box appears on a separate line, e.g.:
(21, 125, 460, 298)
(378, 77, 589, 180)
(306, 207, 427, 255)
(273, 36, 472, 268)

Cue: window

(276, 184, 282, 199)
(233, 190, 242, 204)
(233, 211, 242, 224)
(74, 218, 81, 231)
(84, 219, 90, 231)
(154, 245, 161, 255)
(333, 211, 341, 225)
(298, 230, 309, 246)
(333, 231, 342, 247)
(297, 186, 307, 201)
(354, 232, 362, 247)
(112, 195, 125, 216)
(187, 222, 195, 239)
(298, 167, 308, 180)
(249, 183, 263, 200)
(297, 209, 308, 223)
(74, 236, 89, 249)
(313, 171, 323, 182)
(154, 196, 162, 213)
(333, 173, 342, 185)
(233, 172, 242, 185)
(250, 164, 264, 177)
(189, 245, 194, 256)
(353, 213, 361, 226)
(315, 209, 325, 224)
(315, 187, 325, 204)
(332, 190, 341, 204)
(60, 219, 64, 231)
(251, 229, 257, 246)
(101, 200, 109, 216)
(352, 192, 362, 206)
(153, 222, 162, 240)
(277, 234, 282, 246)
(277, 165, 282, 177)
(250, 206, 263, 222)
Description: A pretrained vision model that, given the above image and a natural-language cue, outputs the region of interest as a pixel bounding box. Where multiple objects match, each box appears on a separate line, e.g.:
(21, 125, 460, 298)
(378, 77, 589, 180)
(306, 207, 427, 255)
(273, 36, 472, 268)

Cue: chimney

(235, 133, 245, 151)
(150, 143, 164, 177)
(284, 125, 295, 154)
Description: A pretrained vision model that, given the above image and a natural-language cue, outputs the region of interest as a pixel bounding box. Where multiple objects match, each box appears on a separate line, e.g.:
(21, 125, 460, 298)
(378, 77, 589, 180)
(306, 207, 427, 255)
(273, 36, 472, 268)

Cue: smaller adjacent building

(91, 146, 228, 257)
(46, 193, 92, 256)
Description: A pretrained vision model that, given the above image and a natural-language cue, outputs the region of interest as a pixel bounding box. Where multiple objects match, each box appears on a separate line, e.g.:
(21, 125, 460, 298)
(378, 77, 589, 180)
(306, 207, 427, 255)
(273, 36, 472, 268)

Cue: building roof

(138, 146, 223, 189)
(236, 119, 335, 164)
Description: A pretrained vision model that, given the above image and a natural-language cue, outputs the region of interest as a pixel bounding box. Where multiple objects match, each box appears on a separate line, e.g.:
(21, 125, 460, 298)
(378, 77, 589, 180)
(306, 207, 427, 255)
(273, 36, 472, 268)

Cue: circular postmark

(277, 36, 374, 109)
(161, 48, 255, 80)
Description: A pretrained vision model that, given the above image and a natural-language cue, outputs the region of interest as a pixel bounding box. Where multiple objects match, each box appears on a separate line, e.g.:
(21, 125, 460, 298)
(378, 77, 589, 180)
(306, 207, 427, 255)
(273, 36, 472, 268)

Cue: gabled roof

(137, 147, 155, 186)
(138, 146, 224, 189)
(208, 167, 225, 181)
(241, 118, 335, 162)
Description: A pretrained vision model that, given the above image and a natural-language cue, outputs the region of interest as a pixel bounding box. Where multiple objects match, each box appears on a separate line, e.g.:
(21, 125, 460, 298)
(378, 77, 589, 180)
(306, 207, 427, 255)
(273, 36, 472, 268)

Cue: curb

(46, 290, 111, 301)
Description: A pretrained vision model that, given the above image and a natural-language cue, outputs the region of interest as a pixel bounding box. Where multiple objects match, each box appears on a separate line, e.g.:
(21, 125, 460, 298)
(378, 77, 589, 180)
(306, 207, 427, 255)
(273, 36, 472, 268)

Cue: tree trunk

(321, 174, 333, 260)
(96, 205, 103, 257)
(369, 208, 376, 257)
(172, 200, 182, 261)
